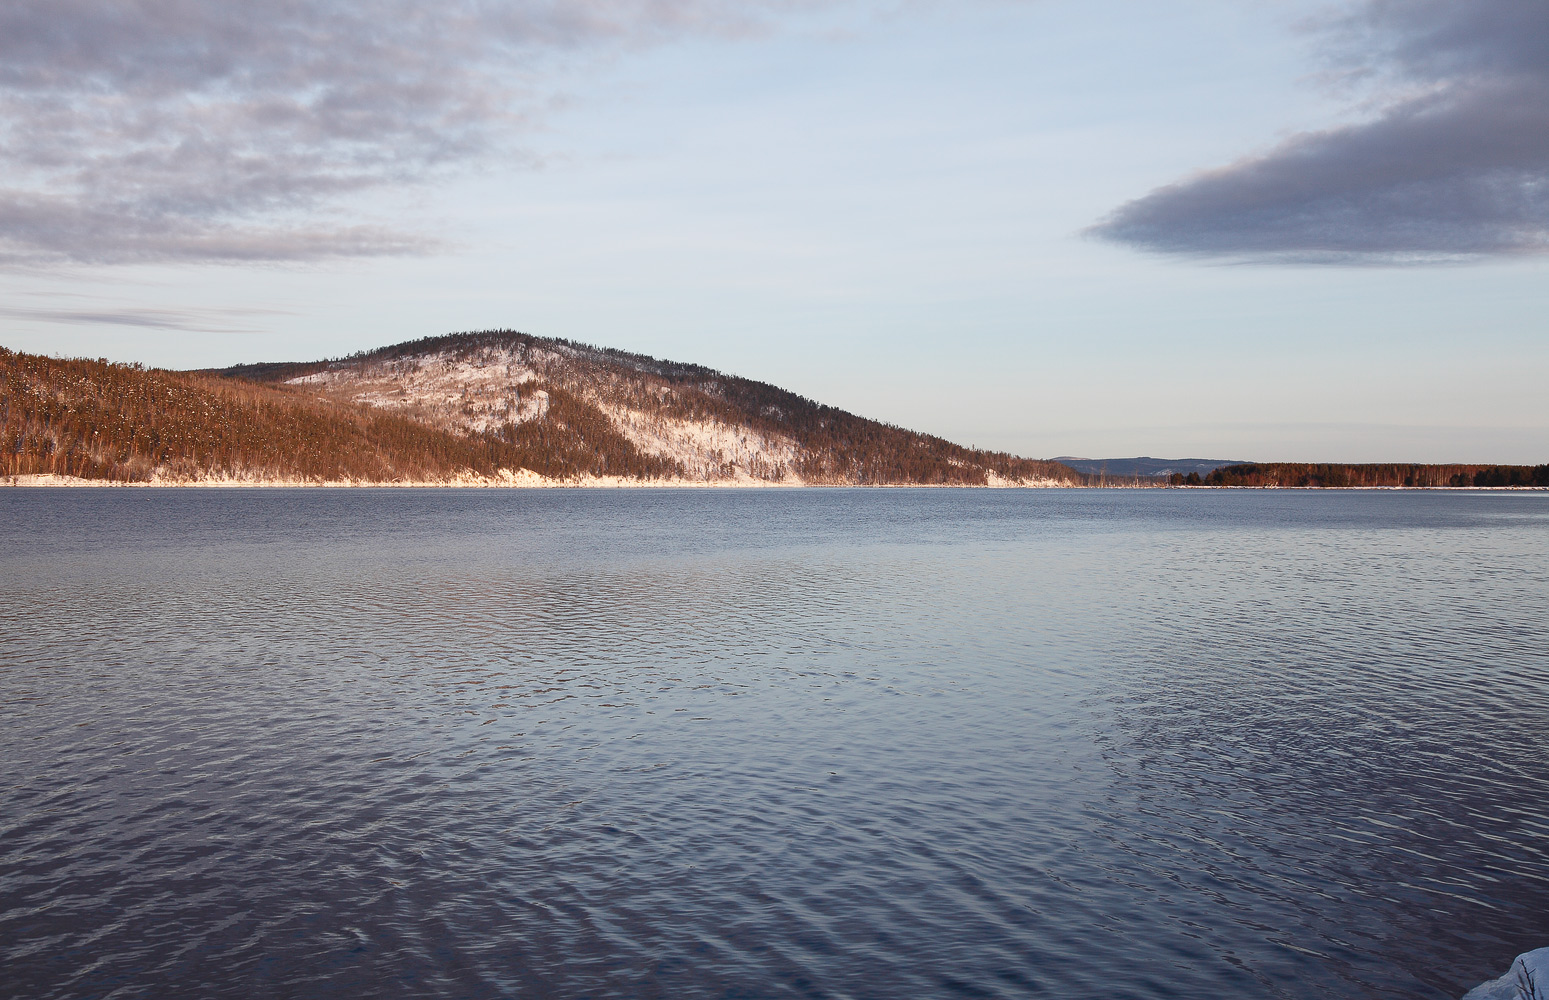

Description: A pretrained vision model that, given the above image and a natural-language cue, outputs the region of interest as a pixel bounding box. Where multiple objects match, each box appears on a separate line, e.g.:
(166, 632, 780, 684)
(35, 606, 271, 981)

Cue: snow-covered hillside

(287, 341, 806, 483)
(261, 330, 1079, 486)
(289, 345, 549, 437)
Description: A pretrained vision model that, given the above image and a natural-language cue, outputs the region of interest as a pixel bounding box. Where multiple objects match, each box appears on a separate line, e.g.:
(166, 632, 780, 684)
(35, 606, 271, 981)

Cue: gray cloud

(0, 0, 835, 265)
(0, 304, 292, 333)
(1089, 0, 1549, 263)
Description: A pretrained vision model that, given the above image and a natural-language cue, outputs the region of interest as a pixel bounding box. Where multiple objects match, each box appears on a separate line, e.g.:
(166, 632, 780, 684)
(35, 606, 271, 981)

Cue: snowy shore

(1, 473, 1073, 489)
(8, 474, 1544, 490)
(1462, 948, 1549, 999)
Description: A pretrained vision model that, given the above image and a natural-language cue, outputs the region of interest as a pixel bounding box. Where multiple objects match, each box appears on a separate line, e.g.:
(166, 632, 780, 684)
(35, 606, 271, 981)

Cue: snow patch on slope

(597, 402, 802, 483)
(289, 346, 548, 435)
(288, 346, 801, 481)
(282, 344, 1066, 487)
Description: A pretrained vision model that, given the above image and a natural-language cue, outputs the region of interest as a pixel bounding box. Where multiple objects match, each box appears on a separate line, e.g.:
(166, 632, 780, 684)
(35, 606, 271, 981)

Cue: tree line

(1170, 463, 1549, 488)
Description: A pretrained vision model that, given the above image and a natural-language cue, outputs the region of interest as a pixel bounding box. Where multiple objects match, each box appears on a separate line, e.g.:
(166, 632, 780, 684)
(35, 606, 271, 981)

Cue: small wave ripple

(1, 488, 1546, 999)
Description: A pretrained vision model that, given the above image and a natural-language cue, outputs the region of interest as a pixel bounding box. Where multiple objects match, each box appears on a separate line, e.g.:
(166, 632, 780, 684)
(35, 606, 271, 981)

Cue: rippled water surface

(3, 488, 1548, 1000)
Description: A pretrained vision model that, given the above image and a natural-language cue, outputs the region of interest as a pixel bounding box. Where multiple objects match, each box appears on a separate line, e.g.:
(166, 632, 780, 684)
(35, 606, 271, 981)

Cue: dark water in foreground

(2, 488, 1547, 1000)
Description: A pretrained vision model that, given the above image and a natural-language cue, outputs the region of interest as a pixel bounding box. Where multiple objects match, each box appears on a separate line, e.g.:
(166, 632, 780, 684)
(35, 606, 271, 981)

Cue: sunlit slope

(2, 332, 1079, 484)
(0, 346, 677, 483)
(220, 330, 1079, 486)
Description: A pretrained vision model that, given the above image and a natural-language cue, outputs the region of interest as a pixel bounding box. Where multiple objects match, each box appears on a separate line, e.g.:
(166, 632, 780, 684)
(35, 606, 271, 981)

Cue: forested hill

(0, 346, 653, 483)
(203, 330, 1079, 486)
(1, 334, 1080, 486)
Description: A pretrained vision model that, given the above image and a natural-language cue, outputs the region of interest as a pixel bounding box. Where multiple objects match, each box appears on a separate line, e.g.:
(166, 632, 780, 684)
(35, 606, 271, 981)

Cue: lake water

(2, 488, 1547, 1000)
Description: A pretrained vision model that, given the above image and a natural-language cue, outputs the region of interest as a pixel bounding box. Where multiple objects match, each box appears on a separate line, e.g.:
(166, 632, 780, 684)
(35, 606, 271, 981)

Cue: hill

(0, 346, 620, 484)
(2, 333, 1080, 486)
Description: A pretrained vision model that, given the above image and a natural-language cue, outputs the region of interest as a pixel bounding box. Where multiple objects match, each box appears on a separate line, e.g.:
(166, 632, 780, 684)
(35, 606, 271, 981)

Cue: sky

(2, 0, 1546, 463)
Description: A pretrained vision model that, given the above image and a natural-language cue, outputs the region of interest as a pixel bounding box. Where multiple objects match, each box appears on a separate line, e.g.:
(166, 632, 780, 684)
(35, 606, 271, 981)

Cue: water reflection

(1, 488, 1545, 999)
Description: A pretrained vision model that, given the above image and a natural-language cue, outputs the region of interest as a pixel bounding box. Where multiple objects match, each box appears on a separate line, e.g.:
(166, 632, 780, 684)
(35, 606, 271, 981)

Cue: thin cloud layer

(0, 0, 829, 265)
(1090, 0, 1549, 263)
(0, 305, 284, 334)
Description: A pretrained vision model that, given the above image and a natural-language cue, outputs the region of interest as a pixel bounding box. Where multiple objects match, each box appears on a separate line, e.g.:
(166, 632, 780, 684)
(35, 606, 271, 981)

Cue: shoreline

(0, 473, 1078, 489)
(3, 474, 1544, 491)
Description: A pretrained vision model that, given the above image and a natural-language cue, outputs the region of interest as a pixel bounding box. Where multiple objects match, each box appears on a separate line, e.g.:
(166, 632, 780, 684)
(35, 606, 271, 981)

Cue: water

(2, 488, 1547, 1000)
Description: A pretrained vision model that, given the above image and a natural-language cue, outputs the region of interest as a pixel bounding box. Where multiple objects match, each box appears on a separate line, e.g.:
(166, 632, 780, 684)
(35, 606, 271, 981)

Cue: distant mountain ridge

(0, 333, 1080, 486)
(1054, 456, 1247, 478)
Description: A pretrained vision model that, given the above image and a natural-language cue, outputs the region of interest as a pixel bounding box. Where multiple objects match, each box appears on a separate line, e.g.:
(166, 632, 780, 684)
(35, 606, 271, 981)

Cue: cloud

(1089, 0, 1549, 263)
(0, 303, 292, 333)
(0, 0, 837, 265)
